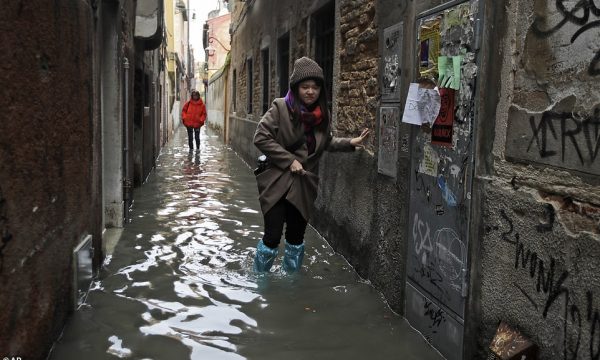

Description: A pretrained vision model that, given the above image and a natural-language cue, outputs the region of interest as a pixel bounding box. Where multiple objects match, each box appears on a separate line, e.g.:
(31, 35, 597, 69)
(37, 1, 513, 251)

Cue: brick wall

(337, 0, 378, 139)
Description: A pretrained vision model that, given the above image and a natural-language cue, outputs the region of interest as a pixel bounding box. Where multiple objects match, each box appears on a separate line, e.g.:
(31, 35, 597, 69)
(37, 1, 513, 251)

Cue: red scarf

(285, 90, 323, 154)
(300, 106, 322, 154)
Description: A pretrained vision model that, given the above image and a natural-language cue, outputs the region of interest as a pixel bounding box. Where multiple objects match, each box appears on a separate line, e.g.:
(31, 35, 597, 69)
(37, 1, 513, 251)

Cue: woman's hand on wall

(350, 128, 370, 148)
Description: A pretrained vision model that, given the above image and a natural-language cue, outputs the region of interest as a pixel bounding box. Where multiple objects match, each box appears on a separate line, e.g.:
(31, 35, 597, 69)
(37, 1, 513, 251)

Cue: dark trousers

(262, 197, 308, 249)
(187, 127, 200, 149)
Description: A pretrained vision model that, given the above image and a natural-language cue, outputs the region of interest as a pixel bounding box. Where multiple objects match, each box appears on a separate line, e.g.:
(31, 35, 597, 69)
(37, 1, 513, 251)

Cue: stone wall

(478, 0, 600, 358)
(336, 0, 378, 137)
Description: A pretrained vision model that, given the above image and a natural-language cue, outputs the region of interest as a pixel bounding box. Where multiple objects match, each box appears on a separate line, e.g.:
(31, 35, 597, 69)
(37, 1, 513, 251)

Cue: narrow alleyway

(49, 127, 443, 360)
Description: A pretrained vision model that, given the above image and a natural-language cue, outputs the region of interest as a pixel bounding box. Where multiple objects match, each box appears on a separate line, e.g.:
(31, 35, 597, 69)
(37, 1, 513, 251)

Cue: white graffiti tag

(434, 228, 466, 291)
(413, 213, 433, 265)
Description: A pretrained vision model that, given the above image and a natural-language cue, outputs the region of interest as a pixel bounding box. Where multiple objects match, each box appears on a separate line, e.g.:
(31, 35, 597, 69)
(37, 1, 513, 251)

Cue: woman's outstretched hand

(350, 128, 370, 148)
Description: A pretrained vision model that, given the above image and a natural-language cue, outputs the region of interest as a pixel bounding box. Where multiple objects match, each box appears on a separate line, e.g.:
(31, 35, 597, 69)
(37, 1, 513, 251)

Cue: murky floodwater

(50, 127, 443, 360)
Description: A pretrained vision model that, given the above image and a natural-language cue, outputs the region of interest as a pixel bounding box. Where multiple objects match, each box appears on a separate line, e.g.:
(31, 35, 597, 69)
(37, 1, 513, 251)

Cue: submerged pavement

(50, 127, 443, 360)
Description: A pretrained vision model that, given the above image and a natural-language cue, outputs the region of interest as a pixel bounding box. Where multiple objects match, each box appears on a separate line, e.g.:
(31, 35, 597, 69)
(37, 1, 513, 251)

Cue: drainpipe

(123, 57, 130, 223)
(223, 70, 229, 144)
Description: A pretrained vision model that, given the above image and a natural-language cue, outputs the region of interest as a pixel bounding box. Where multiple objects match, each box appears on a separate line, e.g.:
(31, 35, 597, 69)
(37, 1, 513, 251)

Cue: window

(232, 69, 237, 112)
(246, 58, 253, 114)
(261, 48, 270, 114)
(278, 33, 290, 97)
(313, 2, 335, 103)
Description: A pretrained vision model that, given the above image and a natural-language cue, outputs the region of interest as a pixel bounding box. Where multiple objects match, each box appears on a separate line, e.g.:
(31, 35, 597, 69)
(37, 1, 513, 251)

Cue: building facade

(0, 0, 167, 357)
(203, 3, 232, 141)
(222, 0, 600, 359)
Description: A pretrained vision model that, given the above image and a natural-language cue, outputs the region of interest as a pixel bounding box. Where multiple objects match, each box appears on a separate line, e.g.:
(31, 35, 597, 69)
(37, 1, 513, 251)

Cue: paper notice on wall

(420, 87, 441, 125)
(441, 4, 472, 36)
(431, 88, 456, 146)
(401, 83, 441, 126)
(378, 106, 400, 178)
(418, 144, 439, 177)
(418, 18, 441, 78)
(438, 56, 462, 90)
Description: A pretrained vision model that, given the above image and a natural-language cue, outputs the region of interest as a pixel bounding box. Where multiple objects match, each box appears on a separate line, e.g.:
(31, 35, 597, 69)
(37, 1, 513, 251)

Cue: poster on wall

(418, 17, 441, 78)
(431, 88, 456, 146)
(378, 106, 400, 178)
(382, 22, 403, 101)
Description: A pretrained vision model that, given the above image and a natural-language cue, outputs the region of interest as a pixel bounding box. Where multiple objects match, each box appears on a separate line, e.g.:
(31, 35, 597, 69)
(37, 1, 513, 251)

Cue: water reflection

(49, 128, 442, 360)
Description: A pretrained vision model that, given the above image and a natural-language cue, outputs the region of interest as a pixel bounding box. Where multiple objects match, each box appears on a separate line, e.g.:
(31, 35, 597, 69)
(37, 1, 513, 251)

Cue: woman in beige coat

(253, 57, 369, 273)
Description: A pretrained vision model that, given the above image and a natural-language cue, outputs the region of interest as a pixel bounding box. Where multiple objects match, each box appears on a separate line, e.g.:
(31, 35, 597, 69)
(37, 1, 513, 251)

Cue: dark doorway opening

(313, 1, 335, 103)
(246, 58, 253, 114)
(278, 33, 290, 97)
(262, 48, 270, 114)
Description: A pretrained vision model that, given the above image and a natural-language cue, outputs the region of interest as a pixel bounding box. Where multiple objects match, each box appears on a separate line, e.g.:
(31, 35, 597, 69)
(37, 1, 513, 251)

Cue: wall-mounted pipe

(123, 57, 130, 223)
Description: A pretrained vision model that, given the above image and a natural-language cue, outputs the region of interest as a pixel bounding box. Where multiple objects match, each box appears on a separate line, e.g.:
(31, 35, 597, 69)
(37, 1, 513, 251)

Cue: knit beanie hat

(289, 57, 324, 87)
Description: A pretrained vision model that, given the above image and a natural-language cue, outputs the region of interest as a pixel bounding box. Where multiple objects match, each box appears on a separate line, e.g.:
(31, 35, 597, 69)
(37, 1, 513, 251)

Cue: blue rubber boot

(282, 241, 305, 273)
(253, 240, 278, 272)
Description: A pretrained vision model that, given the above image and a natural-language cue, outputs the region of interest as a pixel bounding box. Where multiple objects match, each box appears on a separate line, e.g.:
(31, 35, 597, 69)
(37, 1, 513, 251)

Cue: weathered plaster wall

(207, 69, 227, 133)
(0, 0, 97, 358)
(479, 0, 600, 358)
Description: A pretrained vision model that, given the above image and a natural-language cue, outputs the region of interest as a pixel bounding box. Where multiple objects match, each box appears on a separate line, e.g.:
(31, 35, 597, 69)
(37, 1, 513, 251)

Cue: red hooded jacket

(182, 98, 207, 128)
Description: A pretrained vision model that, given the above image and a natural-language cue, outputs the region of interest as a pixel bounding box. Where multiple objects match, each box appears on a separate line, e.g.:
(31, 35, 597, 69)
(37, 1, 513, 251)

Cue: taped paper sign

(402, 83, 441, 126)
(418, 144, 439, 177)
(438, 56, 461, 90)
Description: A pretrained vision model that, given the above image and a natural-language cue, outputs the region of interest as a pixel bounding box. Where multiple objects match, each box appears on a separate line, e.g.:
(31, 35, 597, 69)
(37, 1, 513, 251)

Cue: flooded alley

(49, 128, 442, 360)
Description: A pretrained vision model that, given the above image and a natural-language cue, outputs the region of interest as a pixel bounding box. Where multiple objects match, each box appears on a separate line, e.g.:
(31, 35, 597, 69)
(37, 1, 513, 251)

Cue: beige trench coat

(254, 98, 355, 221)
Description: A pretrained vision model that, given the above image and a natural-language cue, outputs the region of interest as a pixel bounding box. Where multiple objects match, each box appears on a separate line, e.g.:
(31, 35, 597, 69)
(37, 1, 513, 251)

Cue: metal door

(405, 1, 481, 359)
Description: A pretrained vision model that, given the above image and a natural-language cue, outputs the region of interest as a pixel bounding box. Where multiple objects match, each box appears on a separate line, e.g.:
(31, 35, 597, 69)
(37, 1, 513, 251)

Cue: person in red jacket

(181, 90, 207, 149)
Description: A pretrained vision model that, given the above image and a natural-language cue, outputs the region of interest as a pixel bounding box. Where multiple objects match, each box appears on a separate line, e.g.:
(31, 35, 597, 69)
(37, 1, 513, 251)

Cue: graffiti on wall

(406, 281, 464, 360)
(531, 0, 600, 76)
(407, 1, 478, 330)
(492, 209, 600, 360)
(412, 212, 467, 299)
(526, 108, 600, 165)
(506, 97, 600, 175)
